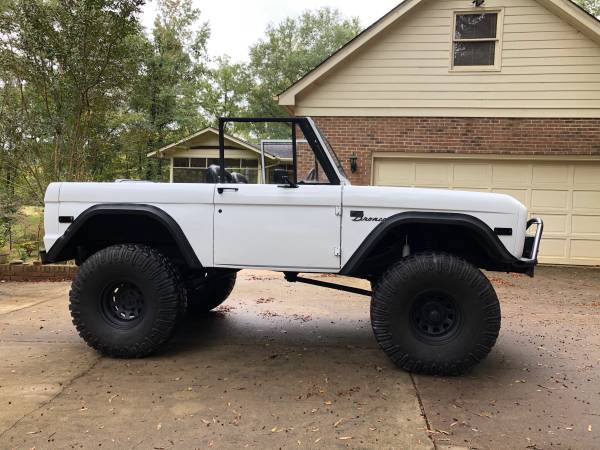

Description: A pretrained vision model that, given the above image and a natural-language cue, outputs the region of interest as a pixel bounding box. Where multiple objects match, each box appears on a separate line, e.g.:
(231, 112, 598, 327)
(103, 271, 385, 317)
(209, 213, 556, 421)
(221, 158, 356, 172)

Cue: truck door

(213, 184, 342, 271)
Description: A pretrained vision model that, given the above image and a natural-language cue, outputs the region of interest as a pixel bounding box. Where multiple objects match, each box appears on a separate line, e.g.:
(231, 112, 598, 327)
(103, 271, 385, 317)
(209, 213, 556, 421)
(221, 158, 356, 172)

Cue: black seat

(230, 172, 249, 184)
(272, 169, 289, 184)
(205, 165, 233, 183)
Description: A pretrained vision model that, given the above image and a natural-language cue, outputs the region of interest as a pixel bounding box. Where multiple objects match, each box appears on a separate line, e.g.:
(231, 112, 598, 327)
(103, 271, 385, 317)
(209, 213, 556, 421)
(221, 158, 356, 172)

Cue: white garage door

(373, 156, 600, 266)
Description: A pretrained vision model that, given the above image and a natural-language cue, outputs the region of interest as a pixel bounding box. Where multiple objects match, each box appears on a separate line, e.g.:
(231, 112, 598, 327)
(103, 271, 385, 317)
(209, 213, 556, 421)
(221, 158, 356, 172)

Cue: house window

(452, 11, 502, 70)
(173, 158, 190, 168)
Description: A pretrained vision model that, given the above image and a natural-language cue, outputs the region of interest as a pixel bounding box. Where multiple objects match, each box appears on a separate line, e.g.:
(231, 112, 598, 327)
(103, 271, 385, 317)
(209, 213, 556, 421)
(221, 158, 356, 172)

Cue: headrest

(206, 165, 233, 183)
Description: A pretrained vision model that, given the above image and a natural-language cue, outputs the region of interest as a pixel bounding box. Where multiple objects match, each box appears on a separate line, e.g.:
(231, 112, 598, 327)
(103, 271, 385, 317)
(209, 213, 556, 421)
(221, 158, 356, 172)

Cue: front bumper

(507, 218, 543, 277)
(522, 218, 544, 262)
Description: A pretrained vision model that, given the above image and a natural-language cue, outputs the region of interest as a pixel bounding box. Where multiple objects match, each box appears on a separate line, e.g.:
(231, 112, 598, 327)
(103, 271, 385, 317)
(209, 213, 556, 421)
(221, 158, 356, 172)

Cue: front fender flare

(339, 212, 535, 276)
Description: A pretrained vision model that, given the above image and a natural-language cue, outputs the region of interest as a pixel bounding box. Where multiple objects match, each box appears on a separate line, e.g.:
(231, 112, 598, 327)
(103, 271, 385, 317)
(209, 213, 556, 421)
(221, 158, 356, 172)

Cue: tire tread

(69, 244, 185, 358)
(371, 252, 500, 376)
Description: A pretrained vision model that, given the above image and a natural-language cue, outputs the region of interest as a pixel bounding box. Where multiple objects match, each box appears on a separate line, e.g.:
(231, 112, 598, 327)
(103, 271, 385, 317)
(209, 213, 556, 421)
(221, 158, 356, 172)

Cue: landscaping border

(0, 264, 77, 282)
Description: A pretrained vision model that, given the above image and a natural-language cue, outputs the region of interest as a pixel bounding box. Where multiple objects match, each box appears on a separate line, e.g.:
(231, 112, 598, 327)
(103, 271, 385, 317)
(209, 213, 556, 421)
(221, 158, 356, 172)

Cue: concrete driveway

(0, 267, 599, 449)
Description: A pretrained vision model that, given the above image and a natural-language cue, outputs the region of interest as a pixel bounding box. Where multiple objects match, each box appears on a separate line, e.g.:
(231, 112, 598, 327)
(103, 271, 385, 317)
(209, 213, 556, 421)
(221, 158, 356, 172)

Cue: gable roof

(147, 127, 262, 158)
(261, 139, 309, 160)
(277, 0, 600, 110)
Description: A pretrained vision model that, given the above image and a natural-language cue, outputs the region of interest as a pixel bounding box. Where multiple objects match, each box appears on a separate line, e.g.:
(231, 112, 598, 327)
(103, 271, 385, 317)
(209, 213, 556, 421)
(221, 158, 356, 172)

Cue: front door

(214, 184, 342, 271)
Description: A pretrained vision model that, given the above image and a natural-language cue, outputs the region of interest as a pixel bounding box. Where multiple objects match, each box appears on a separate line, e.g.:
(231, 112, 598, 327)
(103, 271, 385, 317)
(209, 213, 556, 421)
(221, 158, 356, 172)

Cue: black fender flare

(340, 212, 535, 276)
(43, 204, 202, 268)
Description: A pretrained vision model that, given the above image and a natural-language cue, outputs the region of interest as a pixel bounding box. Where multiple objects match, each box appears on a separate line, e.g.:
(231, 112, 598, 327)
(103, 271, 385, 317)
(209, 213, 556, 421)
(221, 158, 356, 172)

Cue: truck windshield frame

(218, 117, 342, 185)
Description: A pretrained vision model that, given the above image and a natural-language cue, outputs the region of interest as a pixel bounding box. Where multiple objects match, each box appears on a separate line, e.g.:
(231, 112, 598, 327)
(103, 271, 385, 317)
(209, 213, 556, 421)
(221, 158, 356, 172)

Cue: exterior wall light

(349, 155, 358, 173)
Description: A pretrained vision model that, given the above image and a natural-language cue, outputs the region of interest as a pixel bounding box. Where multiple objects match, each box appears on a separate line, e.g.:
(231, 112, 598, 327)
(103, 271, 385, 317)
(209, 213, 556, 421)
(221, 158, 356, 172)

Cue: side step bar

(284, 272, 372, 297)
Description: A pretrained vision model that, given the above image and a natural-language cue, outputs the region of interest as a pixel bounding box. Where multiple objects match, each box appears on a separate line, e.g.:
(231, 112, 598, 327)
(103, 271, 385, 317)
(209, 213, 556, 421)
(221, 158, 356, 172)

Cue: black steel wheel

(371, 252, 500, 376)
(70, 244, 185, 358)
(99, 281, 146, 326)
(409, 291, 462, 342)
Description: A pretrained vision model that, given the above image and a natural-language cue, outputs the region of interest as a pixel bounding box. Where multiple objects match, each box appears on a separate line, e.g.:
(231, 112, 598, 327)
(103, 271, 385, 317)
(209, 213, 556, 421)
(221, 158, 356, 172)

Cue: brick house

(279, 0, 600, 266)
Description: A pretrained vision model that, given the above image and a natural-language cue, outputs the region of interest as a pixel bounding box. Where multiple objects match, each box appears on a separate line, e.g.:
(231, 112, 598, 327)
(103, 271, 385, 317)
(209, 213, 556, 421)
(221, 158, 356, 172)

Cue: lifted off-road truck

(42, 117, 543, 376)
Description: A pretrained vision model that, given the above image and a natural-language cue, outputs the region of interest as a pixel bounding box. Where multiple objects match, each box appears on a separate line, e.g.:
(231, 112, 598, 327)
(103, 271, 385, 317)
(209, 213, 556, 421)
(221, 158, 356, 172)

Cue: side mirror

(278, 175, 298, 189)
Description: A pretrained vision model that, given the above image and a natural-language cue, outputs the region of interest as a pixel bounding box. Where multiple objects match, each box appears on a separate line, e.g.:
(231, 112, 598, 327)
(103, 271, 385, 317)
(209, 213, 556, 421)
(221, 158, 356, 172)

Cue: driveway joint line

(0, 296, 64, 316)
(411, 373, 438, 450)
(0, 354, 102, 440)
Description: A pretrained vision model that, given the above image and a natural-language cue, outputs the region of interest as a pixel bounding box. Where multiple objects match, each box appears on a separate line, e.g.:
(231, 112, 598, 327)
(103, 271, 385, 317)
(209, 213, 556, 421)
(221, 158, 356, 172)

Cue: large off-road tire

(187, 272, 237, 313)
(371, 253, 500, 376)
(69, 244, 185, 358)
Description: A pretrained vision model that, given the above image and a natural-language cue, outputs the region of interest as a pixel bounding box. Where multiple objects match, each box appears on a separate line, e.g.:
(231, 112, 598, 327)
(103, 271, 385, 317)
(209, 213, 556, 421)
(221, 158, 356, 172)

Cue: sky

(141, 0, 401, 62)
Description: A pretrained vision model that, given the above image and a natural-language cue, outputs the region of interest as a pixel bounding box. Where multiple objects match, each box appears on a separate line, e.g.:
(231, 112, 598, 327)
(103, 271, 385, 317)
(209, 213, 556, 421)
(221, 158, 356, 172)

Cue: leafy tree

(125, 0, 211, 180)
(201, 56, 251, 120)
(247, 7, 361, 127)
(200, 56, 253, 134)
(0, 0, 145, 203)
(575, 0, 600, 16)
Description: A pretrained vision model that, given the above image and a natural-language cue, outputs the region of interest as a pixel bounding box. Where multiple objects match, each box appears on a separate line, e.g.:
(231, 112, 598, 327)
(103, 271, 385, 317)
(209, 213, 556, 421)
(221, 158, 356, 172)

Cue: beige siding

(295, 0, 600, 117)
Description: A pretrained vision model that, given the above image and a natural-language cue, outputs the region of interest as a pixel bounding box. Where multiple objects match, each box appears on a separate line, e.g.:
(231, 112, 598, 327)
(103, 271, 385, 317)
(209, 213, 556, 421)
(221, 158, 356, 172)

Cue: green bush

(0, 224, 7, 253)
(20, 241, 39, 257)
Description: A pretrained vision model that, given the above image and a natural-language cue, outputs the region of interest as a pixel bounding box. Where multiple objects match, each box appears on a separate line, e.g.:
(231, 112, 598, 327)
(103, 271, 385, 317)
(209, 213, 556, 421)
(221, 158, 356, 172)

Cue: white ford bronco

(42, 117, 543, 376)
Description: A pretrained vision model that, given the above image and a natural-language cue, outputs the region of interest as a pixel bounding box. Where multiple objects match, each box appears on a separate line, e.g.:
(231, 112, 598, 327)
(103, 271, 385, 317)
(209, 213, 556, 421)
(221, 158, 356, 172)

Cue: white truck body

(44, 181, 529, 273)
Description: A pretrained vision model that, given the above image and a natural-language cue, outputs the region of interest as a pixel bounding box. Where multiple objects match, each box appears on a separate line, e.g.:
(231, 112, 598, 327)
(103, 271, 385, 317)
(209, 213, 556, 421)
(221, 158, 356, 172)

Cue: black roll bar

(217, 117, 340, 185)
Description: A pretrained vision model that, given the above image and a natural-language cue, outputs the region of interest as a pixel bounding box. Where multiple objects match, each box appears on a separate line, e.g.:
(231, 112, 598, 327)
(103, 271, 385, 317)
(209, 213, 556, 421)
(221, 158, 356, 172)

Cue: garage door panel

(492, 164, 531, 186)
(573, 191, 600, 211)
(458, 188, 491, 193)
(375, 160, 413, 186)
(531, 190, 569, 209)
(532, 164, 570, 185)
(574, 165, 600, 187)
(534, 214, 568, 234)
(415, 163, 450, 185)
(453, 163, 492, 187)
(539, 238, 568, 258)
(494, 189, 528, 205)
(373, 157, 600, 266)
(572, 215, 600, 235)
(570, 240, 600, 260)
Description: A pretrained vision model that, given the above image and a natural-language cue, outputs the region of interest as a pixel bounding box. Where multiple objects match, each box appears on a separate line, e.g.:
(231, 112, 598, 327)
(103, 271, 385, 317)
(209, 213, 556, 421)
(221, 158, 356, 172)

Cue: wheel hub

(102, 281, 145, 322)
(410, 292, 459, 339)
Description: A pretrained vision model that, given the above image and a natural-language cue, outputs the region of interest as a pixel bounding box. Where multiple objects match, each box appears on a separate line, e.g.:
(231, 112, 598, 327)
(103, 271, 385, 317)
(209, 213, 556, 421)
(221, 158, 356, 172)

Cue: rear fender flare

(44, 204, 202, 268)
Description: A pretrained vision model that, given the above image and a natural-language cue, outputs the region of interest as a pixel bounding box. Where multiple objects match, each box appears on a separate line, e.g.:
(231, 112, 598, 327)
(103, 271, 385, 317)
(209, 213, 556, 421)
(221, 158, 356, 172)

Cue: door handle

(217, 187, 239, 194)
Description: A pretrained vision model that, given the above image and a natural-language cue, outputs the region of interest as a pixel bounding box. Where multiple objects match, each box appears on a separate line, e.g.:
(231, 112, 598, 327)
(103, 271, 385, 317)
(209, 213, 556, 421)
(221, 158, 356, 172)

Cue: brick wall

(301, 117, 600, 186)
(0, 264, 77, 282)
